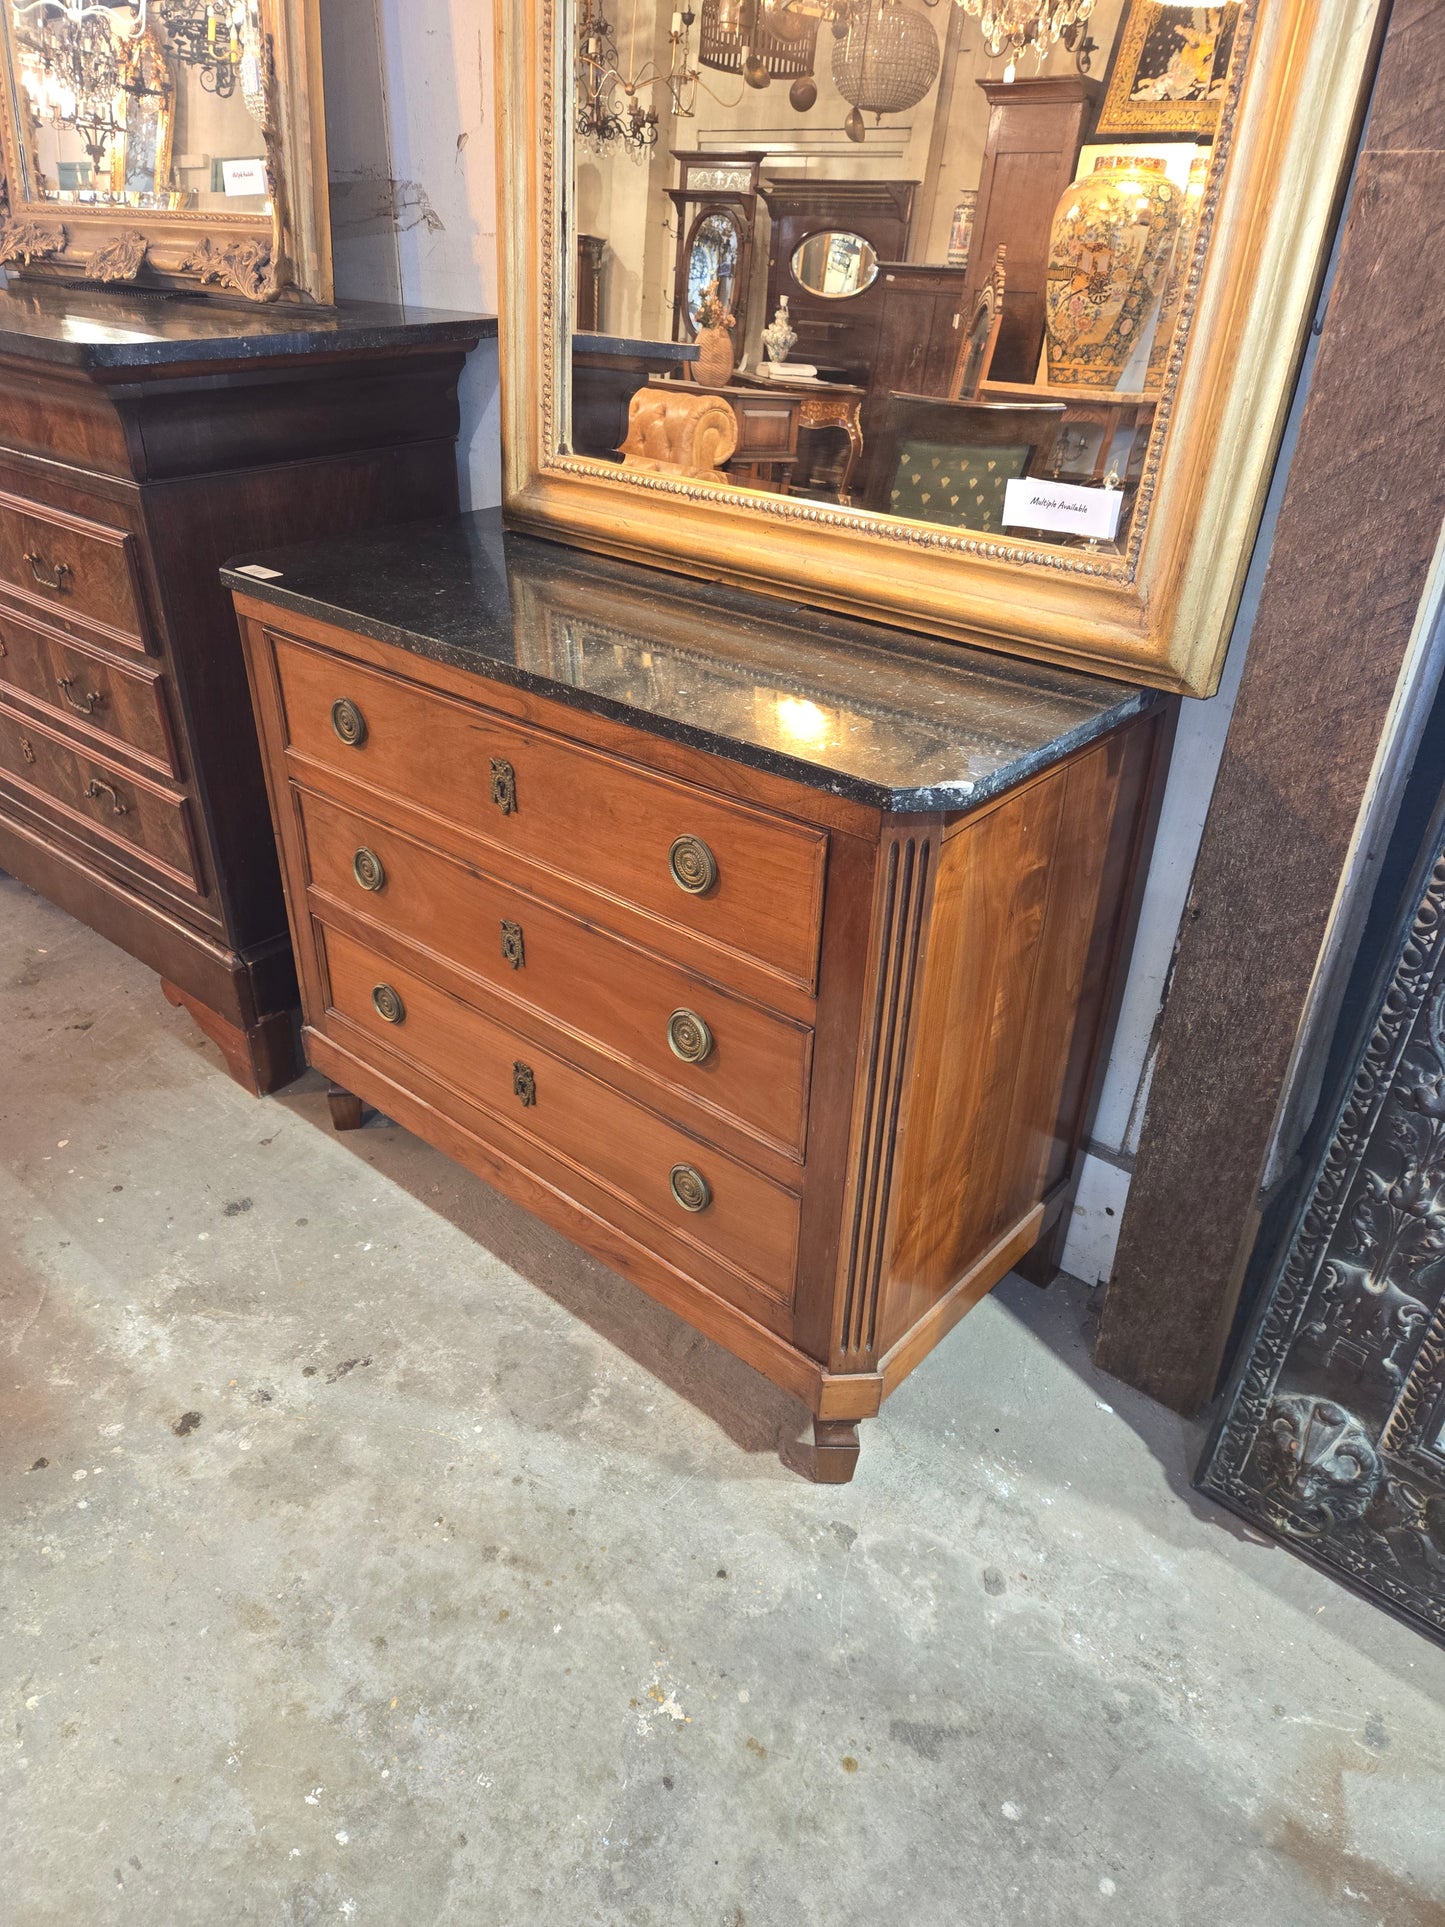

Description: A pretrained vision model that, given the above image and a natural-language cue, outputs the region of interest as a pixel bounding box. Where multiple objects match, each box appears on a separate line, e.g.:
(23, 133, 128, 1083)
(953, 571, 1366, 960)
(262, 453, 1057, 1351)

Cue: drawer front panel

(0, 492, 147, 645)
(0, 703, 199, 889)
(273, 635, 826, 988)
(320, 924, 800, 1304)
(0, 605, 175, 772)
(297, 788, 813, 1157)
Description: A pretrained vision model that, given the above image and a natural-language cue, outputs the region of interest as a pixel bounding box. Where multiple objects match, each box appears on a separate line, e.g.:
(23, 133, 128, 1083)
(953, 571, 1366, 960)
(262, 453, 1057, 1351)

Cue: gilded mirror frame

(0, 0, 330, 302)
(497, 0, 1381, 697)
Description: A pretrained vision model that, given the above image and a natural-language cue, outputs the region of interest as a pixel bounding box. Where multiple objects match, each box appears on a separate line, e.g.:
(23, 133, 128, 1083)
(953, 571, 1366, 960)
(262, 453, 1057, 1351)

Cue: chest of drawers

(0, 287, 490, 1093)
(229, 517, 1169, 1478)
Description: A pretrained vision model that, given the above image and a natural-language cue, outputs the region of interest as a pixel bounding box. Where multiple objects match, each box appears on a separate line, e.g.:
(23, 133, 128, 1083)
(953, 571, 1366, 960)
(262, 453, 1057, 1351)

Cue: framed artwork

(946, 190, 977, 269)
(1097, 1, 1240, 140)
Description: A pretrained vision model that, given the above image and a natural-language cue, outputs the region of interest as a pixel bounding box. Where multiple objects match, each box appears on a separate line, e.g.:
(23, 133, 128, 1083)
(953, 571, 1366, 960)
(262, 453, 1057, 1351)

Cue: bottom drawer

(0, 701, 200, 891)
(318, 923, 800, 1308)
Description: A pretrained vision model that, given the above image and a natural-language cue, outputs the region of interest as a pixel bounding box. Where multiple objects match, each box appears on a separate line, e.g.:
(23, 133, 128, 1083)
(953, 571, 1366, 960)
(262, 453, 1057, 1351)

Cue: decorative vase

(1044, 154, 1182, 391)
(690, 324, 735, 387)
(761, 295, 797, 366)
(1145, 155, 1210, 393)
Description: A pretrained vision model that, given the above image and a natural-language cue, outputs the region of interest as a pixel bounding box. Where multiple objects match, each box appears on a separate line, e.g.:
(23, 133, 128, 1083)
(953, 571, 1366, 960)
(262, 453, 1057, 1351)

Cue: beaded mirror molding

(0, 0, 330, 301)
(498, 0, 1381, 695)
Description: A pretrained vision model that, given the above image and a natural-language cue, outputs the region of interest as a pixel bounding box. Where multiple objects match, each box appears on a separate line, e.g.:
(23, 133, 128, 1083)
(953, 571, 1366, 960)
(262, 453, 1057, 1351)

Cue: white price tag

(233, 563, 283, 580)
(1002, 476, 1123, 541)
(221, 157, 267, 197)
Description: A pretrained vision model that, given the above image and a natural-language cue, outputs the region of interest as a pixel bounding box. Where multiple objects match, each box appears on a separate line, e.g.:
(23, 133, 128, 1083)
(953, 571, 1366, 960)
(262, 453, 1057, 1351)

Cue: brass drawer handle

(26, 552, 71, 593)
(331, 698, 367, 747)
(669, 1163, 712, 1213)
(513, 1060, 536, 1107)
(500, 918, 525, 969)
(57, 676, 103, 717)
(490, 757, 517, 815)
(20, 734, 36, 764)
(371, 983, 405, 1024)
(669, 834, 717, 895)
(84, 777, 128, 816)
(667, 1008, 713, 1064)
(352, 846, 386, 892)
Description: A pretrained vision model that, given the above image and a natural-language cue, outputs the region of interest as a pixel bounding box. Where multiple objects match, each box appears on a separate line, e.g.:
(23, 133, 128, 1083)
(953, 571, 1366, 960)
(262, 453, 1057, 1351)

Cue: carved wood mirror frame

(0, 0, 330, 303)
(496, 0, 1381, 696)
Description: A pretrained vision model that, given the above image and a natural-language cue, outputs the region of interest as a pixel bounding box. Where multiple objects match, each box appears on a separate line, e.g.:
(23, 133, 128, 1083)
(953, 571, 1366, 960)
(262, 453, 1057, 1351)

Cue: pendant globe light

(831, 0, 939, 142)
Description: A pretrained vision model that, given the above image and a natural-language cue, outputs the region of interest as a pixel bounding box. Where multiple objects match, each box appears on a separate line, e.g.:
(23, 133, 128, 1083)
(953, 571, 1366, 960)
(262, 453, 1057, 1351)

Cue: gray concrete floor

(3, 872, 1444, 1927)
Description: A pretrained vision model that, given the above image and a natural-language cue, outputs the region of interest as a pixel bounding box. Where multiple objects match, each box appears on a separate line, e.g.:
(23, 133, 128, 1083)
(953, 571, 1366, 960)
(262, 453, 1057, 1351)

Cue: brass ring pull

(513, 1060, 536, 1107)
(57, 676, 103, 717)
(667, 1008, 713, 1064)
(84, 777, 128, 816)
(371, 983, 405, 1024)
(26, 552, 71, 593)
(331, 698, 367, 747)
(669, 1164, 712, 1213)
(352, 846, 386, 892)
(669, 834, 718, 895)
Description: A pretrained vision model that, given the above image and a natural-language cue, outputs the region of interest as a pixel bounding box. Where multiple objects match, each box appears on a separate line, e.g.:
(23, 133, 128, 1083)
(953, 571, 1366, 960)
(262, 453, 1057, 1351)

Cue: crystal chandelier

(831, 0, 939, 141)
(16, 2, 170, 177)
(953, 0, 1095, 82)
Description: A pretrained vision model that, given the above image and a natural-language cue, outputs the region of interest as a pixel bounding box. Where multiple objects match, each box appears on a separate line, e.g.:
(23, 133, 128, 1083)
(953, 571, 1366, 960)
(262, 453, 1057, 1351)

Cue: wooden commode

(0, 287, 490, 1093)
(228, 516, 1170, 1479)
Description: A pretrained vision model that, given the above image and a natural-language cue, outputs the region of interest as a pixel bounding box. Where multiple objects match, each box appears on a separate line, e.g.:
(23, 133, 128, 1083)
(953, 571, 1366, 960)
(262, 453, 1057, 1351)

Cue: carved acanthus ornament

(87, 230, 148, 284)
(0, 219, 66, 266)
(179, 235, 278, 302)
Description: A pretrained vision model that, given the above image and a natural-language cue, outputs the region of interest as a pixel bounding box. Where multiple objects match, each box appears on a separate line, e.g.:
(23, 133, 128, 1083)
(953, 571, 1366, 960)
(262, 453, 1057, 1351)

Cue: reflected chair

(864, 392, 1066, 535)
(619, 386, 739, 484)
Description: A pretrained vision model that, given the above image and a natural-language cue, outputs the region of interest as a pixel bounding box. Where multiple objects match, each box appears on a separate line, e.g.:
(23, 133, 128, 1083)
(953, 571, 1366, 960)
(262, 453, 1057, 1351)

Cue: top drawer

(270, 634, 827, 990)
(0, 491, 148, 647)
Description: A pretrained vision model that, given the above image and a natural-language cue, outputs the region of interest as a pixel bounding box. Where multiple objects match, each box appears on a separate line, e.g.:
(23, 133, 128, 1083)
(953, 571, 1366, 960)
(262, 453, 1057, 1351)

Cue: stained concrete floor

(3, 872, 1444, 1927)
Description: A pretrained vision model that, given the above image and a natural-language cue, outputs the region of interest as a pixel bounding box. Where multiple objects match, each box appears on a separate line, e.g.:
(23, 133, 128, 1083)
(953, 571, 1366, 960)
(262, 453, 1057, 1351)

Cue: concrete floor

(3, 873, 1444, 1927)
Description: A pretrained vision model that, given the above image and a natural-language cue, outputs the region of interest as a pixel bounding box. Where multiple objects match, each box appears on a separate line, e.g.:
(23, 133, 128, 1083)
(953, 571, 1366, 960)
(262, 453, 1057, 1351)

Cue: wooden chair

(865, 391, 1066, 535)
(619, 385, 738, 483)
(948, 245, 1008, 402)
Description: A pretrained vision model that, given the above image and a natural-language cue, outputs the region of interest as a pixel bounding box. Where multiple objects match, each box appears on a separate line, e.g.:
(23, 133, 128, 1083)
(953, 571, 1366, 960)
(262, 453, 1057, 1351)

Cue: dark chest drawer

(0, 489, 149, 648)
(0, 600, 176, 774)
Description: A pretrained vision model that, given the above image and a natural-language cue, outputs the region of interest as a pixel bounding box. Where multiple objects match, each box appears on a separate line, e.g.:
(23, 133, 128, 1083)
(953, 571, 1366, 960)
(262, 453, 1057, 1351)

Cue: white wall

(323, 0, 503, 509)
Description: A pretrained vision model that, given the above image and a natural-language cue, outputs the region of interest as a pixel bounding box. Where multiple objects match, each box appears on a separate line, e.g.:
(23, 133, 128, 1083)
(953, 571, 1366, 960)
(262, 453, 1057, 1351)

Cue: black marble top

(221, 511, 1163, 813)
(574, 332, 698, 360)
(0, 284, 495, 369)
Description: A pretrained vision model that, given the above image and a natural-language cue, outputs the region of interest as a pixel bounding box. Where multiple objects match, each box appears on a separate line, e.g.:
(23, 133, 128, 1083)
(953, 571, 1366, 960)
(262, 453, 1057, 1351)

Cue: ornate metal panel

(1199, 824, 1445, 1643)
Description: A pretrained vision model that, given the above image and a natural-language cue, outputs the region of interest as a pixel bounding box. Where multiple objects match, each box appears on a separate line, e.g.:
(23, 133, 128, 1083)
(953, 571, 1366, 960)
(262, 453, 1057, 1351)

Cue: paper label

(1002, 476, 1123, 541)
(233, 563, 283, 580)
(221, 157, 267, 197)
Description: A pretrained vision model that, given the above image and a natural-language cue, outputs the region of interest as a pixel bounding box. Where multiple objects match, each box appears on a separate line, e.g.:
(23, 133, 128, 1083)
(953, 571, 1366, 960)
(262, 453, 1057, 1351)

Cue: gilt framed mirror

(498, 0, 1381, 695)
(0, 0, 330, 302)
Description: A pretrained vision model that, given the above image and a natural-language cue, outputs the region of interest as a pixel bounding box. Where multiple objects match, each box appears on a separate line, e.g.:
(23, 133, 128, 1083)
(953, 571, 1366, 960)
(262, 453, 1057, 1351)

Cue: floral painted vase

(1145, 154, 1210, 393)
(1044, 154, 1182, 391)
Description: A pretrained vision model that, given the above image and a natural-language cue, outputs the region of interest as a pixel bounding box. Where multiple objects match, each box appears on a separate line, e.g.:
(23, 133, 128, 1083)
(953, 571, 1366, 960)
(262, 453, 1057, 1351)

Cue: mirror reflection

(7, 0, 270, 212)
(792, 228, 878, 298)
(568, 0, 1244, 555)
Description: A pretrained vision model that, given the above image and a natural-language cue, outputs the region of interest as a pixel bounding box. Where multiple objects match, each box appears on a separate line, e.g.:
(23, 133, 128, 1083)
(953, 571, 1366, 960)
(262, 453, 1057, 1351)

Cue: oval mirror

(686, 212, 741, 331)
(790, 231, 879, 300)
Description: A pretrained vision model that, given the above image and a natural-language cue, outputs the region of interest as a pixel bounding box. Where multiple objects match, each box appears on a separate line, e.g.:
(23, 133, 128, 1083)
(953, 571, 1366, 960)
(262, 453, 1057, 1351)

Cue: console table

(649, 372, 865, 501)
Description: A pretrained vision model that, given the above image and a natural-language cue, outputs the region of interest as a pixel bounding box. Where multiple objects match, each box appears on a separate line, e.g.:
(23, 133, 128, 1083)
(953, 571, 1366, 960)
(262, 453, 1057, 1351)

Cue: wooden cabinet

(0, 288, 489, 1093)
(960, 77, 1100, 384)
(231, 527, 1169, 1478)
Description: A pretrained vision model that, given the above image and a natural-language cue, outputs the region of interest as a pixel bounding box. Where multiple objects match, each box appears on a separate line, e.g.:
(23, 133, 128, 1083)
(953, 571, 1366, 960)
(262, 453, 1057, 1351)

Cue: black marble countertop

(0, 284, 495, 369)
(574, 333, 698, 360)
(222, 510, 1164, 813)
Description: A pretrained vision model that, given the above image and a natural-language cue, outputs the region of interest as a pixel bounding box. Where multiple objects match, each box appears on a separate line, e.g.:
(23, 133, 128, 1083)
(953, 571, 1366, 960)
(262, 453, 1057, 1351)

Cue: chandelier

(16, 3, 171, 177)
(698, 0, 818, 109)
(157, 1, 249, 97)
(831, 0, 939, 141)
(577, 0, 709, 152)
(953, 0, 1095, 81)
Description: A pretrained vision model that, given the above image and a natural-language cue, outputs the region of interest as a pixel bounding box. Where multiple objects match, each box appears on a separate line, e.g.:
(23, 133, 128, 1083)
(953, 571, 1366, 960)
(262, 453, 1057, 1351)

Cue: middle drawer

(296, 785, 813, 1160)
